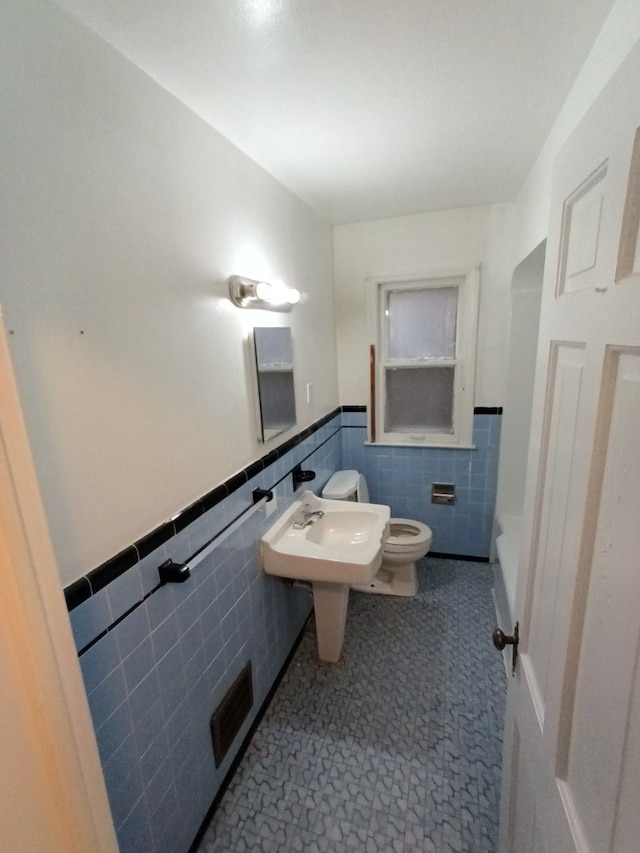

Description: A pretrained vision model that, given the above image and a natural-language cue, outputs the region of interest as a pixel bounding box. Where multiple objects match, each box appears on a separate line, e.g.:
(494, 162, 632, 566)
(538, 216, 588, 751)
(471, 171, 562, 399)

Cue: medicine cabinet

(252, 327, 296, 441)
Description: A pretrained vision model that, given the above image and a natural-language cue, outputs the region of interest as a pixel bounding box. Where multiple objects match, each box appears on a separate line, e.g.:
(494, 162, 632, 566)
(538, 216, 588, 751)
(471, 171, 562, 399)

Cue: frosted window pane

(385, 367, 454, 433)
(387, 287, 457, 360)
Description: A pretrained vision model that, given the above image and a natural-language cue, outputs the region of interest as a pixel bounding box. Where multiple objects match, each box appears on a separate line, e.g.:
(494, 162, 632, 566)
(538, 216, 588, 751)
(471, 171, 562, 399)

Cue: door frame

(0, 308, 117, 852)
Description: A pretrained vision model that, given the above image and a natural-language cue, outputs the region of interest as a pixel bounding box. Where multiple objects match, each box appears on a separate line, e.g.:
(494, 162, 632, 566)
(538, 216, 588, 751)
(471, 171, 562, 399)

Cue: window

(369, 268, 479, 447)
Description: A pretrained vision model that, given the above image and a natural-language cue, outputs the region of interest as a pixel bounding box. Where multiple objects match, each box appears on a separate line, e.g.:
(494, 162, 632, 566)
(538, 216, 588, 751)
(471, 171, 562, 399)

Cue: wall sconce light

(228, 275, 301, 310)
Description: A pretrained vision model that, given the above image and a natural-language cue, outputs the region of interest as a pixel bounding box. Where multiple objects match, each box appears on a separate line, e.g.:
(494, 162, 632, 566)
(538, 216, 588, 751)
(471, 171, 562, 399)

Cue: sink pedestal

(261, 494, 390, 662)
(312, 581, 349, 663)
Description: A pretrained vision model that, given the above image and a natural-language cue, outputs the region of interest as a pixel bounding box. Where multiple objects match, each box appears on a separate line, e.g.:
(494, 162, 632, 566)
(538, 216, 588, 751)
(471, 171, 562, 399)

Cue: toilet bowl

(322, 470, 432, 597)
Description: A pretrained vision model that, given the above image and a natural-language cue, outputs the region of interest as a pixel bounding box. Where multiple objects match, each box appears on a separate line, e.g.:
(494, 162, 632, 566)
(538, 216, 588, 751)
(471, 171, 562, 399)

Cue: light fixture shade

(228, 275, 300, 310)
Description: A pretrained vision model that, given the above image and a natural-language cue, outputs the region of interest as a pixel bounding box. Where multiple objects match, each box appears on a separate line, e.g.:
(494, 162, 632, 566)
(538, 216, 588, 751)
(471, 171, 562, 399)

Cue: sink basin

(260, 493, 390, 584)
(260, 492, 390, 664)
(305, 509, 383, 550)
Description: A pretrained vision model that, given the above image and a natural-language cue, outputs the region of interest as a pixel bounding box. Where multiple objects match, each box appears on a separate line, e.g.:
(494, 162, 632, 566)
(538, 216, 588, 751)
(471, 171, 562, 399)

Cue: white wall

(513, 0, 640, 264)
(333, 0, 640, 425)
(333, 203, 514, 407)
(495, 242, 545, 521)
(0, 0, 338, 585)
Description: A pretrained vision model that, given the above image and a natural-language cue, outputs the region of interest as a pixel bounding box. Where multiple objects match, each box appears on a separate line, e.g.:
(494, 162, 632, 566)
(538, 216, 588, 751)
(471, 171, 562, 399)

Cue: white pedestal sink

(260, 492, 390, 663)
(311, 581, 350, 663)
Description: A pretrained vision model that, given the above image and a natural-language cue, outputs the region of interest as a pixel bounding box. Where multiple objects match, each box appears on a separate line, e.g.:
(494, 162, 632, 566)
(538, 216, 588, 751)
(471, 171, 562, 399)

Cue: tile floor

(196, 558, 506, 852)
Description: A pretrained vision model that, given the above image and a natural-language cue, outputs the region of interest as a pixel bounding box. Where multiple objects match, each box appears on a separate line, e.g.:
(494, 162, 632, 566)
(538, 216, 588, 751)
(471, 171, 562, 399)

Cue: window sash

(384, 364, 456, 434)
(369, 268, 479, 447)
(385, 286, 458, 361)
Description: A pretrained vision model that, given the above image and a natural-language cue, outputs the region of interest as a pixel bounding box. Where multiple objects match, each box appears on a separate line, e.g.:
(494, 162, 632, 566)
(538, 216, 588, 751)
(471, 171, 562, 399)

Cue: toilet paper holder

(431, 483, 455, 505)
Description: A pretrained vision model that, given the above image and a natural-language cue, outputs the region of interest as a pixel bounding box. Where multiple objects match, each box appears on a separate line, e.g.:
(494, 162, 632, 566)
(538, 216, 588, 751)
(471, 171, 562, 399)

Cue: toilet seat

(384, 518, 432, 553)
(323, 470, 431, 597)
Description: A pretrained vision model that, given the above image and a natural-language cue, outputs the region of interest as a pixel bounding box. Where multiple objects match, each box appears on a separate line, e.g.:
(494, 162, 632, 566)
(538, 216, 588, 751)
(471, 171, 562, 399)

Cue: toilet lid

(321, 469, 360, 500)
(385, 518, 432, 552)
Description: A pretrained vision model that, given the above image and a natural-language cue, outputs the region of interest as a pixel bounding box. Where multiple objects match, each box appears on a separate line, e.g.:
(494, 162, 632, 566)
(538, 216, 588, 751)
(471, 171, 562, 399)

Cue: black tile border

(64, 576, 91, 611)
(135, 522, 176, 560)
(224, 470, 248, 495)
(173, 500, 205, 534)
(429, 551, 490, 563)
(65, 406, 343, 611)
(64, 403, 503, 612)
(201, 484, 228, 513)
(74, 418, 343, 653)
(345, 404, 501, 416)
(86, 546, 138, 594)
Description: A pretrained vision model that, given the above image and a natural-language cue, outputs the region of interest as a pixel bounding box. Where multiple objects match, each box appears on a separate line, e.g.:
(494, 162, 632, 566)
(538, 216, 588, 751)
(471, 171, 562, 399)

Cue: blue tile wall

(341, 411, 501, 559)
(69, 415, 343, 853)
(67, 406, 500, 852)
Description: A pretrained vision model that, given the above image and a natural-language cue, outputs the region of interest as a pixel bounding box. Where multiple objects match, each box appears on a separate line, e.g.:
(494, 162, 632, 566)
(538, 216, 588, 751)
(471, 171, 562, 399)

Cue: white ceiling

(52, 0, 615, 224)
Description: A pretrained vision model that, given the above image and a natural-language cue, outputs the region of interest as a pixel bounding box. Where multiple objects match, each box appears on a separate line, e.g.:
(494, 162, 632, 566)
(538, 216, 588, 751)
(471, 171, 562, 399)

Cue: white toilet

(322, 469, 432, 597)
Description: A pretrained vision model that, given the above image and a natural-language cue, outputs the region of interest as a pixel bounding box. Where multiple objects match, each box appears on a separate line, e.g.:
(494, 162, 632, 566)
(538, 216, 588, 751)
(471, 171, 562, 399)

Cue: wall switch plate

(306, 383, 312, 404)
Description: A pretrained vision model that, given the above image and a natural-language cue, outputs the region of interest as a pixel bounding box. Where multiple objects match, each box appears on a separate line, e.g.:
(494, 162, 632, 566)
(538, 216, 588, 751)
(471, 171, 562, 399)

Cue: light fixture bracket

(228, 275, 300, 310)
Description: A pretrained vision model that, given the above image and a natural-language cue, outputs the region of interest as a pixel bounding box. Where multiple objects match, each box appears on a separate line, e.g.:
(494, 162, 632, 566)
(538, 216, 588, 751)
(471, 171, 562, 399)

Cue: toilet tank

(322, 470, 369, 502)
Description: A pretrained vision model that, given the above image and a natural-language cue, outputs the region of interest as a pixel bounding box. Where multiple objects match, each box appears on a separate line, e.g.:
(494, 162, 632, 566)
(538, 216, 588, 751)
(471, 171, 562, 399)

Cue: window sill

(364, 440, 477, 450)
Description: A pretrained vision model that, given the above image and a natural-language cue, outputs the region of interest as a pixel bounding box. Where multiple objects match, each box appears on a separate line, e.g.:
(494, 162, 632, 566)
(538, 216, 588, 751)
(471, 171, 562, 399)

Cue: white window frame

(367, 266, 480, 448)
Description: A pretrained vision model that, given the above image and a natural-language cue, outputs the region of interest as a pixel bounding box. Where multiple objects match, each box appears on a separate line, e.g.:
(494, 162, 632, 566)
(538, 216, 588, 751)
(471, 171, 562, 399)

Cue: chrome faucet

(292, 508, 325, 529)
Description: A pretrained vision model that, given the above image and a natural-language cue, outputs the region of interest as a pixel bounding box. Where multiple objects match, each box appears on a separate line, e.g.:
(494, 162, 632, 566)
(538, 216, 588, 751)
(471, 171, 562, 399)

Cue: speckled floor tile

(197, 558, 506, 852)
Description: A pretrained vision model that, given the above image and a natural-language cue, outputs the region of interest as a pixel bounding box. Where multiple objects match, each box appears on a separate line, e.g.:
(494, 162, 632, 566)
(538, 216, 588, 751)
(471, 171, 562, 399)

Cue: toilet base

(351, 561, 418, 597)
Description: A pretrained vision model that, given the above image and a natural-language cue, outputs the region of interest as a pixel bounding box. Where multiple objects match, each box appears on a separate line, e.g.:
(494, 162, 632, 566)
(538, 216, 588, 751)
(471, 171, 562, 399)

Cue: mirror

(253, 327, 296, 441)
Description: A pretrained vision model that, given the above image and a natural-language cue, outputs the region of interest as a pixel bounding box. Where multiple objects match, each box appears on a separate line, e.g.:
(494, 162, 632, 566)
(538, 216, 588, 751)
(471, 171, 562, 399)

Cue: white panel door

(498, 40, 640, 853)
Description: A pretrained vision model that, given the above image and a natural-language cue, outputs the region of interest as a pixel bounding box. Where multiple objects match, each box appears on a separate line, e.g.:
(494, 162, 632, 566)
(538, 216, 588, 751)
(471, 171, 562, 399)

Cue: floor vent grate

(210, 662, 253, 767)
